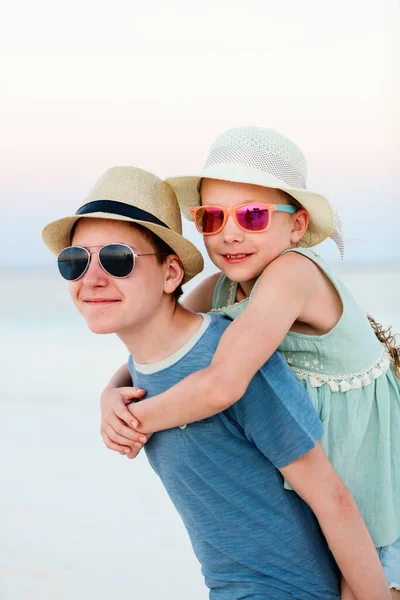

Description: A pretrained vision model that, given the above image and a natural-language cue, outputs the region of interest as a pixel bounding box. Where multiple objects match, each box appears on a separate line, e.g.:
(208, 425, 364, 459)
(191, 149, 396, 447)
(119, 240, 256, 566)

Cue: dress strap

(212, 273, 238, 310)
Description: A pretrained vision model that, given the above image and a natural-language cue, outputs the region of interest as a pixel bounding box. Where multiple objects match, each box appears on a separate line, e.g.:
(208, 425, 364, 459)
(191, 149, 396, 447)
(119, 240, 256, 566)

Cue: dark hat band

(76, 200, 170, 229)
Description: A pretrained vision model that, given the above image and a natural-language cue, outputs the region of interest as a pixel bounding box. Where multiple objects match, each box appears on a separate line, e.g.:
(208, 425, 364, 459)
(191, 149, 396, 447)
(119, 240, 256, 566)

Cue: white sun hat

(167, 126, 343, 252)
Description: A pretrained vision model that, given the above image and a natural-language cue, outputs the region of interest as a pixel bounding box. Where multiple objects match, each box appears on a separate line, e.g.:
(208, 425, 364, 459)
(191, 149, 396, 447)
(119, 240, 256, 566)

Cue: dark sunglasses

(57, 243, 166, 281)
(190, 203, 297, 235)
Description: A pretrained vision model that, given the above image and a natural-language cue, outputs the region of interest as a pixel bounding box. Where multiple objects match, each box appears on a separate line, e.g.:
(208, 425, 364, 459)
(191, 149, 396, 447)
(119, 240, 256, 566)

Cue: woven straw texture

(42, 167, 204, 284)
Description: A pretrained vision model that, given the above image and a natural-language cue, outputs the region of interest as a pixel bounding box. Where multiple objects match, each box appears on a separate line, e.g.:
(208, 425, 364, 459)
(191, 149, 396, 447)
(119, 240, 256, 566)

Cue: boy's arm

(280, 444, 390, 600)
(129, 252, 315, 434)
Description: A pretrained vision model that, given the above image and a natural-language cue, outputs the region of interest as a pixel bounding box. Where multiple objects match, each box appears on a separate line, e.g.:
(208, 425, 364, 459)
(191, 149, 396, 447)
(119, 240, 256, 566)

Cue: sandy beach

(1, 265, 399, 600)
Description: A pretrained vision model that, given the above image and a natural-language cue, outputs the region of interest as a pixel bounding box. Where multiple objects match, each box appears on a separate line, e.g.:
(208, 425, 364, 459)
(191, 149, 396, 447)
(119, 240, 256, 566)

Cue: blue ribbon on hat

(76, 200, 170, 229)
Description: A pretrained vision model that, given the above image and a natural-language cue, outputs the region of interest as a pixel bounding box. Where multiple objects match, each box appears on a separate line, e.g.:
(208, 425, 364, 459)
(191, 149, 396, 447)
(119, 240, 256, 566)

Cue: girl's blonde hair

(368, 315, 400, 378)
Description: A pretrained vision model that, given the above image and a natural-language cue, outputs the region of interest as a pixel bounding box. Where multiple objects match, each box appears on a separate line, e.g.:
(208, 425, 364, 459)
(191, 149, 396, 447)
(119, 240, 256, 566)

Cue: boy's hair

(133, 224, 184, 300)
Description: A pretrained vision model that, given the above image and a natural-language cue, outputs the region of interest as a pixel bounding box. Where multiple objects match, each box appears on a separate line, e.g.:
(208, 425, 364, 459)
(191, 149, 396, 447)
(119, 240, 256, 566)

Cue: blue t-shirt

(128, 315, 339, 600)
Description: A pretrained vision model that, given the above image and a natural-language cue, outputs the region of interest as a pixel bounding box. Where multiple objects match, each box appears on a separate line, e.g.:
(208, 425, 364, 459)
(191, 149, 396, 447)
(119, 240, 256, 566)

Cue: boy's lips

(83, 298, 120, 305)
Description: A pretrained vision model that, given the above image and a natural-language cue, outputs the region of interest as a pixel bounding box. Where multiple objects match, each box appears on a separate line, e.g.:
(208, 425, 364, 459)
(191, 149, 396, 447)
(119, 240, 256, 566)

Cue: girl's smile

(222, 252, 253, 263)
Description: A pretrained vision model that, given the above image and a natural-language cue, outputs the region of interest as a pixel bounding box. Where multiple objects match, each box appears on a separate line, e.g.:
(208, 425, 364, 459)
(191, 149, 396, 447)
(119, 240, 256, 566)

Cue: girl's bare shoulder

(259, 250, 321, 290)
(261, 251, 342, 334)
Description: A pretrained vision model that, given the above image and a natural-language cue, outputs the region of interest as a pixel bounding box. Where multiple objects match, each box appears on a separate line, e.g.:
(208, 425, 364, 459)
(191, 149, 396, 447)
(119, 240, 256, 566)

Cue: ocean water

(1, 265, 399, 600)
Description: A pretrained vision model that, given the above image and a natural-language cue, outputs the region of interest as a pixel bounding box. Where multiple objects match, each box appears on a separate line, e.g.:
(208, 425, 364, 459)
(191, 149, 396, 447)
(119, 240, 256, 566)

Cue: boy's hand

(100, 386, 148, 456)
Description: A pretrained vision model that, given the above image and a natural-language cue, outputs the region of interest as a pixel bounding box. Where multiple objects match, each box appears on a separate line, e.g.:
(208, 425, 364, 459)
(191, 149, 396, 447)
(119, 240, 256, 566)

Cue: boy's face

(69, 218, 169, 336)
(200, 178, 306, 289)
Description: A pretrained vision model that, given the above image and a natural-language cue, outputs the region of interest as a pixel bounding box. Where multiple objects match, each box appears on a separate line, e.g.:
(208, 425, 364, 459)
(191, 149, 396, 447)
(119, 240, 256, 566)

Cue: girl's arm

(182, 272, 221, 313)
(100, 363, 148, 455)
(131, 252, 317, 434)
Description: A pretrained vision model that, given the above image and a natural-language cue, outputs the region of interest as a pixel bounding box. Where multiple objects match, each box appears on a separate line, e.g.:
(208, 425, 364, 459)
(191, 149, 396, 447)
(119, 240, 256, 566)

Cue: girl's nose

(222, 214, 244, 244)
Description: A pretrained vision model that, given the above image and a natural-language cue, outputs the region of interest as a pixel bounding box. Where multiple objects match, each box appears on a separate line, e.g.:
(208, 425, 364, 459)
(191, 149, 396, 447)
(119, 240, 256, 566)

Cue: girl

(101, 127, 400, 598)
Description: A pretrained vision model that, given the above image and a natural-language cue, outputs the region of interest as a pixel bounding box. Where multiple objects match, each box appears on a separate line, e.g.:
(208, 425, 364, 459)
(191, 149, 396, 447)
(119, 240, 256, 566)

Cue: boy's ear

(164, 255, 184, 295)
(290, 209, 309, 244)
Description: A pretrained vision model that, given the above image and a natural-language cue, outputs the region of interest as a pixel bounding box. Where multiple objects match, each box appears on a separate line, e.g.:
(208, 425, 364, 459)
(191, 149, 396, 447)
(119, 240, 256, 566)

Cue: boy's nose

(82, 252, 108, 286)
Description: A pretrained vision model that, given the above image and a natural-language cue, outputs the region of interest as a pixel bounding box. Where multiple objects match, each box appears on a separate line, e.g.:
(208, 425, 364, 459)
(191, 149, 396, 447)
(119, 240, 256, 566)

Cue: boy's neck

(118, 302, 204, 364)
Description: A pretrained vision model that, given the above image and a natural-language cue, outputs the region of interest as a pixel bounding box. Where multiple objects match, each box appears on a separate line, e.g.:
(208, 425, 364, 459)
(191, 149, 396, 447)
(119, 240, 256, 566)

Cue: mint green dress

(211, 247, 400, 548)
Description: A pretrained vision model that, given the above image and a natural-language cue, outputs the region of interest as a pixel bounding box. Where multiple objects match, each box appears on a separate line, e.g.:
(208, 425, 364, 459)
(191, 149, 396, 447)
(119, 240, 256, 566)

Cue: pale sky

(1, 0, 399, 267)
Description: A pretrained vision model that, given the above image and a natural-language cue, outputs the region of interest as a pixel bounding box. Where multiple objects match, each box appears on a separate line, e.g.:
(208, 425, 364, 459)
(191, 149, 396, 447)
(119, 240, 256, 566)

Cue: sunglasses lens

(99, 244, 134, 277)
(58, 247, 89, 281)
(236, 204, 270, 231)
(195, 207, 225, 233)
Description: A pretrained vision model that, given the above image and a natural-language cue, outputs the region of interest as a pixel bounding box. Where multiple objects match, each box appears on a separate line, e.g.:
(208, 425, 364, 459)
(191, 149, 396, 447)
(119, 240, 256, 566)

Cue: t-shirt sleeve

(229, 351, 323, 468)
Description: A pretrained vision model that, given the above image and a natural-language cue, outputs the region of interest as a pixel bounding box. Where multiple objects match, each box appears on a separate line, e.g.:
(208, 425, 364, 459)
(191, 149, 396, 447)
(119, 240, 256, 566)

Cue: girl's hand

(100, 386, 148, 456)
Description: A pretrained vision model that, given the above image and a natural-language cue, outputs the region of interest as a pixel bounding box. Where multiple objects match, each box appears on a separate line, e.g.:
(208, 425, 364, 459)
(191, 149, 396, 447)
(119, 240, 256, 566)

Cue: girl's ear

(290, 208, 309, 244)
(164, 255, 184, 295)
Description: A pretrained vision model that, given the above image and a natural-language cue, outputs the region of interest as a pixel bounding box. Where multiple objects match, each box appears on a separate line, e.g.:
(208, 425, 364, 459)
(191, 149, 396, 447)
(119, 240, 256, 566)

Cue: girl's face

(200, 178, 308, 293)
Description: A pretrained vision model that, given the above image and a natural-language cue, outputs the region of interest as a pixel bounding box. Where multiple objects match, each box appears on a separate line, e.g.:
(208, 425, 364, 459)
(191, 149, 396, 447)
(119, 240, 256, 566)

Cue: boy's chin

(84, 318, 118, 335)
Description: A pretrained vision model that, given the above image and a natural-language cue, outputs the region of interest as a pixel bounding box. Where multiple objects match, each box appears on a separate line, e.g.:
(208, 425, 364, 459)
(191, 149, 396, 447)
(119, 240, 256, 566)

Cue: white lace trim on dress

(211, 280, 238, 312)
(289, 349, 391, 392)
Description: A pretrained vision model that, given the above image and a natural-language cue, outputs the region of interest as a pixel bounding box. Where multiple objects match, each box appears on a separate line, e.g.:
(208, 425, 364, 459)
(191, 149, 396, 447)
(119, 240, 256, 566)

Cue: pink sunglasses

(190, 203, 297, 235)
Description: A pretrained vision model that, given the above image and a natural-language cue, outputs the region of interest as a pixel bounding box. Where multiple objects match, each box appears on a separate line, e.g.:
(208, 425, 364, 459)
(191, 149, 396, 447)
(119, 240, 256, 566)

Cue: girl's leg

(341, 576, 356, 600)
(390, 590, 400, 599)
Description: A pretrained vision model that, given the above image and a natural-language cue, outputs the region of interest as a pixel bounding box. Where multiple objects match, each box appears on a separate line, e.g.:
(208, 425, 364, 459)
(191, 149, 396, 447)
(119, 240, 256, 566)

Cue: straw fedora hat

(42, 166, 204, 285)
(167, 126, 341, 251)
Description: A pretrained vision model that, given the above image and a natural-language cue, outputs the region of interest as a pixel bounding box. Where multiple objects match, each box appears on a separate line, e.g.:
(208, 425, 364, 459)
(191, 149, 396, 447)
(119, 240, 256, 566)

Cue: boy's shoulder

(202, 314, 297, 394)
(200, 315, 299, 391)
(199, 312, 232, 349)
(170, 313, 232, 373)
(129, 313, 232, 382)
(228, 350, 317, 425)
